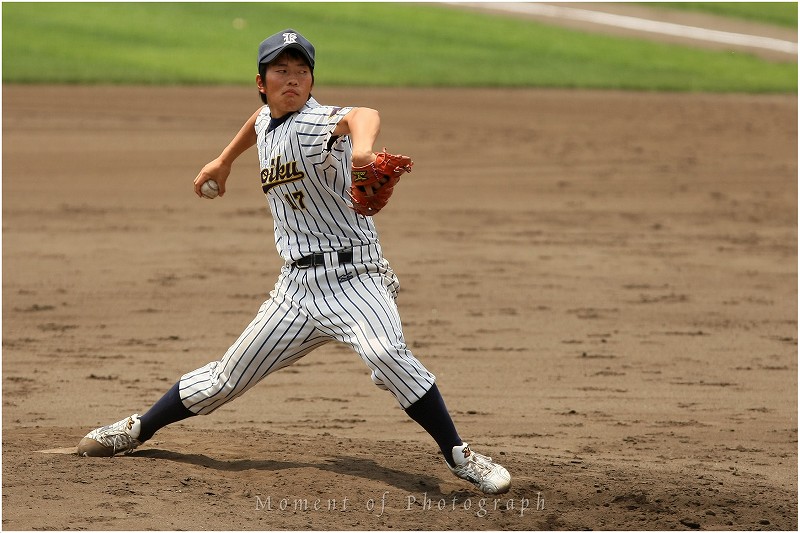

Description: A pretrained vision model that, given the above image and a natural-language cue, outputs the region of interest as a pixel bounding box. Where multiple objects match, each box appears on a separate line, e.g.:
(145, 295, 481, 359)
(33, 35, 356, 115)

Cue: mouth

(283, 89, 300, 96)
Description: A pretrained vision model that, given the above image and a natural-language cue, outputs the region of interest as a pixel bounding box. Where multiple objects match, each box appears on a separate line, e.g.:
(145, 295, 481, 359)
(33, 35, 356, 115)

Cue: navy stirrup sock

(138, 382, 196, 442)
(404, 384, 462, 467)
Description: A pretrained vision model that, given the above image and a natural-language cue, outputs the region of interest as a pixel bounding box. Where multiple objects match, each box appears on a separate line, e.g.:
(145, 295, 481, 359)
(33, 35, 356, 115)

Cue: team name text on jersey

(261, 155, 305, 194)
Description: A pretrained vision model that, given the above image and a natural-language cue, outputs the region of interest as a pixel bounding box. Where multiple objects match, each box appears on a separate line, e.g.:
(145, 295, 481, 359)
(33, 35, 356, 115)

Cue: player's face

(259, 56, 313, 117)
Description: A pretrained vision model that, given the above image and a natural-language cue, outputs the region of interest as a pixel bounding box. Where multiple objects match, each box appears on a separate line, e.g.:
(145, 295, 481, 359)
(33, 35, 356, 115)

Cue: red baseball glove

(349, 149, 413, 216)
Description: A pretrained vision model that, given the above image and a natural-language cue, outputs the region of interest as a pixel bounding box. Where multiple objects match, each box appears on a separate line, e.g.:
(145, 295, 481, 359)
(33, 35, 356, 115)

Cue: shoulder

(299, 98, 349, 116)
(255, 105, 271, 131)
(298, 99, 353, 126)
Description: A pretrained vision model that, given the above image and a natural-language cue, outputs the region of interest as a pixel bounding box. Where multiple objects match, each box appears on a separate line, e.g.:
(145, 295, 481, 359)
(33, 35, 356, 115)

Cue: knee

(370, 370, 389, 391)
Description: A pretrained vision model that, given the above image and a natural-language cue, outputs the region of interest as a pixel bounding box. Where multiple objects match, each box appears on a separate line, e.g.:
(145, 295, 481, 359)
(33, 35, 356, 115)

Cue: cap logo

(283, 33, 298, 45)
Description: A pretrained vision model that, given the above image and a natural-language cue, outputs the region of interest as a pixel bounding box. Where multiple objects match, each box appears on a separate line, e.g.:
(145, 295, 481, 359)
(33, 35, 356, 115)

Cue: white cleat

(77, 414, 142, 457)
(447, 442, 511, 494)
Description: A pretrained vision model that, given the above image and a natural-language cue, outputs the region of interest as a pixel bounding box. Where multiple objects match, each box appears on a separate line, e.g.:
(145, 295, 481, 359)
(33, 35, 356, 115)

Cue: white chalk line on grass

(447, 2, 798, 55)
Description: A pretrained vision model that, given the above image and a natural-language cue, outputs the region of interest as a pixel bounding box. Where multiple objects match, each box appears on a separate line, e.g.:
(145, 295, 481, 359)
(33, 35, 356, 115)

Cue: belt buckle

(308, 253, 326, 268)
(294, 255, 313, 269)
(296, 251, 350, 270)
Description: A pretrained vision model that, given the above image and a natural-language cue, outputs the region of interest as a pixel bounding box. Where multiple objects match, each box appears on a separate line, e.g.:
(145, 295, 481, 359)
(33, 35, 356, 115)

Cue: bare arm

(193, 108, 261, 198)
(333, 107, 381, 167)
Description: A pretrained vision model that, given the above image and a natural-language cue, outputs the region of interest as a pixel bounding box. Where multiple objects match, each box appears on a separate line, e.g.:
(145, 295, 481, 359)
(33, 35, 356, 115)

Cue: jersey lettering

(261, 155, 305, 194)
(284, 191, 306, 210)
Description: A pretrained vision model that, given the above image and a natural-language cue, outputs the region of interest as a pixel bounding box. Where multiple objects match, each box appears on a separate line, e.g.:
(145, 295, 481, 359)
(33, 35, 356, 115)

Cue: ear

(256, 74, 266, 95)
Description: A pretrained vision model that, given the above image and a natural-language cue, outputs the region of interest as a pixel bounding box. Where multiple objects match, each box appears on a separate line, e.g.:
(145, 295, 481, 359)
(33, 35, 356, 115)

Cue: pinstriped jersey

(254, 97, 379, 262)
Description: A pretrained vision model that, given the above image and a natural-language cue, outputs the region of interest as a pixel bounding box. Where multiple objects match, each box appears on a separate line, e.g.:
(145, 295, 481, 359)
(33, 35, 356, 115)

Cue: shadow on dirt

(133, 449, 451, 495)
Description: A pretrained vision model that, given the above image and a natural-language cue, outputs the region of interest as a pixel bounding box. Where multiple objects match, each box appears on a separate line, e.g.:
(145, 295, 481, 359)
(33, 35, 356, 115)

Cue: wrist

(352, 150, 375, 167)
(215, 154, 235, 168)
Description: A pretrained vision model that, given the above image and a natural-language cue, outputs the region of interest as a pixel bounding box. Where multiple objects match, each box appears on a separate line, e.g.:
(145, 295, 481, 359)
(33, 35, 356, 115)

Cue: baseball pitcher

(77, 29, 511, 495)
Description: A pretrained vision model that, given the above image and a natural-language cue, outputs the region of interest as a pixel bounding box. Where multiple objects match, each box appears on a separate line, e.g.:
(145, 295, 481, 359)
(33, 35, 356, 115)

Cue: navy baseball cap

(257, 29, 315, 71)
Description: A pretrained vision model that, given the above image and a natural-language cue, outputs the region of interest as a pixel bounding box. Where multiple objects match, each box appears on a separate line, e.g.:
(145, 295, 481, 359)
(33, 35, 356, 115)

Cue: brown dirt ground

(2, 85, 797, 530)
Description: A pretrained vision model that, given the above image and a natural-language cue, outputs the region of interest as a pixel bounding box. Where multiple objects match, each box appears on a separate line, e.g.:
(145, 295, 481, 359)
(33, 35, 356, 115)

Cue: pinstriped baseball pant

(179, 247, 436, 413)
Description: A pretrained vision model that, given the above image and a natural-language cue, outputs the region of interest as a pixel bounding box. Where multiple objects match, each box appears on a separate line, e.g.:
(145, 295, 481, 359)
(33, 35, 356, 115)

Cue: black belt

(293, 250, 354, 269)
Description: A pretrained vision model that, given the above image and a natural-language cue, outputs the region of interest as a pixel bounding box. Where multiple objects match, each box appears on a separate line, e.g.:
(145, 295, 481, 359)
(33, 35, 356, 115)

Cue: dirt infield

(2, 85, 797, 530)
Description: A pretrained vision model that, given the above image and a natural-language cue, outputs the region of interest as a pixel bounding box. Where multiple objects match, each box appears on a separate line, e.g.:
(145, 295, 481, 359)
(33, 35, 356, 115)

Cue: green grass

(652, 2, 798, 28)
(2, 2, 796, 92)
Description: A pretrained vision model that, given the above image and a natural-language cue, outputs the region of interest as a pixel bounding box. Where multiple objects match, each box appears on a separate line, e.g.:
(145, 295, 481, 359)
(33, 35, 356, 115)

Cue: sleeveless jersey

(254, 97, 379, 262)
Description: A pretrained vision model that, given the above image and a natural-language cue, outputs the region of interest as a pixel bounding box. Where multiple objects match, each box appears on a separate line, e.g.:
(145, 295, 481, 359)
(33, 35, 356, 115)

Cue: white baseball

(201, 179, 219, 199)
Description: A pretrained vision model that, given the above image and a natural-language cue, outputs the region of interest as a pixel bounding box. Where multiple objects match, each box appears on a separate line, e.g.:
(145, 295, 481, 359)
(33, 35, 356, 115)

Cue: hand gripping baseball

(194, 157, 231, 198)
(349, 149, 413, 216)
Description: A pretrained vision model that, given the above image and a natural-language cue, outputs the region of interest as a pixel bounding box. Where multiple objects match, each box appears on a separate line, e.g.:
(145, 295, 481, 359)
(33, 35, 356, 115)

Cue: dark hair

(258, 48, 314, 105)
